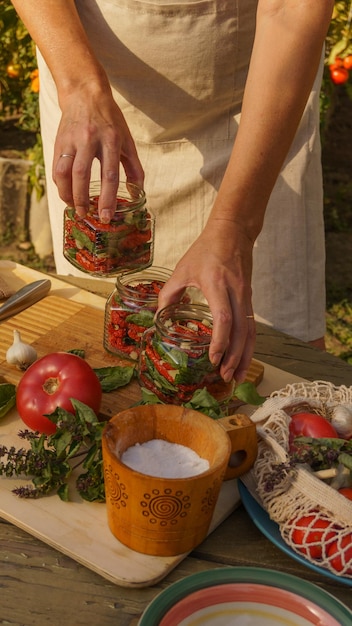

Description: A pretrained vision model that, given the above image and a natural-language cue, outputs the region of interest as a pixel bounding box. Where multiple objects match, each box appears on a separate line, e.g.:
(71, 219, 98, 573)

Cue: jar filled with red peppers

(138, 303, 234, 405)
(63, 181, 155, 276)
(104, 267, 173, 362)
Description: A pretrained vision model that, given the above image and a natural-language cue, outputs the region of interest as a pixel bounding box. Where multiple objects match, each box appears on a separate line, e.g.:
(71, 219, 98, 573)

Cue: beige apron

(38, 0, 326, 342)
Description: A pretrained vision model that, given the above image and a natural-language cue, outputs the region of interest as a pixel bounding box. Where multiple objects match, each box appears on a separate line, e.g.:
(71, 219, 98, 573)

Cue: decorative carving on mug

(201, 482, 220, 514)
(141, 489, 191, 526)
(104, 465, 128, 509)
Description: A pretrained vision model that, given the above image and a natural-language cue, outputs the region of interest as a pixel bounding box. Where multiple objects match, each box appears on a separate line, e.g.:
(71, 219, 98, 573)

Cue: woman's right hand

(11, 1, 144, 224)
(53, 80, 144, 223)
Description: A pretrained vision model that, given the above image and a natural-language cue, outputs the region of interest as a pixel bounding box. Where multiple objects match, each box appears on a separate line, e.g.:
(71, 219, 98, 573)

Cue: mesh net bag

(241, 381, 352, 579)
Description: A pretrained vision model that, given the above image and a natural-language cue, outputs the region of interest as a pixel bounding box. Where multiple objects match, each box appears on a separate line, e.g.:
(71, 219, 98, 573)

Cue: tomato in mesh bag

(290, 512, 338, 559)
(327, 534, 352, 575)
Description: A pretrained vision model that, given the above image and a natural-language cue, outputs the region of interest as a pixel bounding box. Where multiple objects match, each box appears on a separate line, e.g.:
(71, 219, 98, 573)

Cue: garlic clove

(330, 404, 352, 440)
(6, 329, 37, 370)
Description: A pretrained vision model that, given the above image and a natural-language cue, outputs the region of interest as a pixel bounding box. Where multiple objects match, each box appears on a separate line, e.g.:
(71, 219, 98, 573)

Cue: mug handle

(219, 414, 258, 480)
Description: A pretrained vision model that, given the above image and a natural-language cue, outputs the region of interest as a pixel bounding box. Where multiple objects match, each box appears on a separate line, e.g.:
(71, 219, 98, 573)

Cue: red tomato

(16, 352, 102, 435)
(289, 412, 338, 449)
(338, 488, 352, 501)
(291, 514, 337, 559)
(330, 67, 349, 85)
(327, 534, 352, 574)
(329, 57, 343, 71)
(343, 55, 352, 70)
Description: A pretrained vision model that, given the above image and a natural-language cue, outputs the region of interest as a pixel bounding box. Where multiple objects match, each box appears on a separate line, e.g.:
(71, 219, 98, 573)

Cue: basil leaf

(144, 354, 176, 392)
(0, 383, 16, 419)
(67, 349, 86, 358)
(184, 387, 223, 420)
(126, 310, 154, 328)
(233, 382, 265, 406)
(93, 365, 135, 392)
(72, 225, 95, 253)
(57, 483, 70, 502)
(338, 451, 352, 470)
(139, 388, 164, 405)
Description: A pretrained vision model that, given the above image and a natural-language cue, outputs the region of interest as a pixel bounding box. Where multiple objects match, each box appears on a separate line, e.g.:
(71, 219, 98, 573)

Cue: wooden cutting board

(0, 294, 264, 419)
(0, 294, 264, 588)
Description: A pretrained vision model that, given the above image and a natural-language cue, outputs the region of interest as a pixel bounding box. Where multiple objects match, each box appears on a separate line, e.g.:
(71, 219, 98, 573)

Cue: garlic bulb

(330, 404, 352, 439)
(6, 330, 37, 370)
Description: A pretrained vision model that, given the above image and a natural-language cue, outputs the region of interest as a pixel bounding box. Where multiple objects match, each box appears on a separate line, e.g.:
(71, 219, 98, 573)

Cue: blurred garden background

(0, 1, 352, 361)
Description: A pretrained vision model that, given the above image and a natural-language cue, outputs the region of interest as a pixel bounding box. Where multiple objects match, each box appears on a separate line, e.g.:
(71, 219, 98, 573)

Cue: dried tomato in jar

(63, 181, 155, 276)
(138, 303, 234, 405)
(104, 267, 173, 362)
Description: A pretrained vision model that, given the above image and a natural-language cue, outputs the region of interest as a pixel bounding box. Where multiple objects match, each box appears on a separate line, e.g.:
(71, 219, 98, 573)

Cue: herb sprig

(0, 399, 105, 502)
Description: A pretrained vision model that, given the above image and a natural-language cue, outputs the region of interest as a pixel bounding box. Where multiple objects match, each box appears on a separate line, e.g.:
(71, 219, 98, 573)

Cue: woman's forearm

(211, 0, 334, 241)
(11, 0, 108, 103)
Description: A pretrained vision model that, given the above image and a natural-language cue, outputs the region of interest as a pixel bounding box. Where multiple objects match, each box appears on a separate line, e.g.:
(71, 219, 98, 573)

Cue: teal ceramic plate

(138, 566, 352, 625)
(238, 480, 352, 587)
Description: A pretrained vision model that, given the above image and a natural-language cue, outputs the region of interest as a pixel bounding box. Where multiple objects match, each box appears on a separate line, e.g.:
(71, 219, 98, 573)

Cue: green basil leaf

(139, 387, 164, 404)
(72, 225, 95, 253)
(126, 310, 154, 327)
(184, 387, 223, 420)
(93, 365, 135, 392)
(233, 382, 265, 406)
(0, 383, 16, 419)
(338, 452, 352, 470)
(144, 354, 176, 392)
(57, 483, 70, 502)
(67, 349, 86, 358)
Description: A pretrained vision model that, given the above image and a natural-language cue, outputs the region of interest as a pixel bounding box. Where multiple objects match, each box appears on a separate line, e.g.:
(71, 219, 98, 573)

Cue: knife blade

(0, 279, 51, 321)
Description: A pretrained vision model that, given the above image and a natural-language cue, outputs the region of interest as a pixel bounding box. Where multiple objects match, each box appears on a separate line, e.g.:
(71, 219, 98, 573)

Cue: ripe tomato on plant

(291, 513, 337, 559)
(327, 534, 352, 575)
(329, 57, 343, 71)
(289, 412, 338, 449)
(330, 67, 349, 85)
(343, 55, 352, 70)
(16, 352, 102, 435)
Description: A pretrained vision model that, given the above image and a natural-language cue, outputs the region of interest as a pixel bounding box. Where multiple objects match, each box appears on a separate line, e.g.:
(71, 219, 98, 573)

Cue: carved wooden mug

(102, 404, 257, 556)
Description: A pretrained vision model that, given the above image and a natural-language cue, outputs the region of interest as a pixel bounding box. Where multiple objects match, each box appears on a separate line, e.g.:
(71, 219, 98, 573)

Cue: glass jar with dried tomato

(104, 267, 173, 362)
(63, 181, 155, 276)
(138, 303, 234, 405)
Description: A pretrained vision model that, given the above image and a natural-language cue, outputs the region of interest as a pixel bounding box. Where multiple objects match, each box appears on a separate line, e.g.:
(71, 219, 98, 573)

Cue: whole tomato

(289, 412, 338, 449)
(338, 488, 352, 501)
(291, 513, 337, 559)
(16, 352, 102, 435)
(343, 55, 352, 70)
(330, 67, 349, 85)
(327, 534, 352, 575)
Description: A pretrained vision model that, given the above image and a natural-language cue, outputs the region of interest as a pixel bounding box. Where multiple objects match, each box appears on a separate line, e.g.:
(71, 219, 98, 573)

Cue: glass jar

(138, 303, 234, 405)
(104, 267, 173, 362)
(63, 181, 155, 276)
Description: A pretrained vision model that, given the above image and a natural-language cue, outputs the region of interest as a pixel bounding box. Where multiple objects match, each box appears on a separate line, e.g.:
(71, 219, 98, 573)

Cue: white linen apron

(38, 0, 326, 342)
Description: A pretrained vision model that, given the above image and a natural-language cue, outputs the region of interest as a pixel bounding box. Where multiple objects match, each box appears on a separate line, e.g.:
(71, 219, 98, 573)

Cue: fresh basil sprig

(0, 399, 105, 502)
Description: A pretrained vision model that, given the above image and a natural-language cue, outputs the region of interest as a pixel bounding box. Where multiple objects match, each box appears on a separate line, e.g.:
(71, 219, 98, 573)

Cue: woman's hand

(53, 83, 144, 223)
(158, 218, 256, 384)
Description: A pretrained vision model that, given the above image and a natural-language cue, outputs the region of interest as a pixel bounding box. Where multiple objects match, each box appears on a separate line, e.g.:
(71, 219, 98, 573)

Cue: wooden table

(1, 266, 351, 625)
